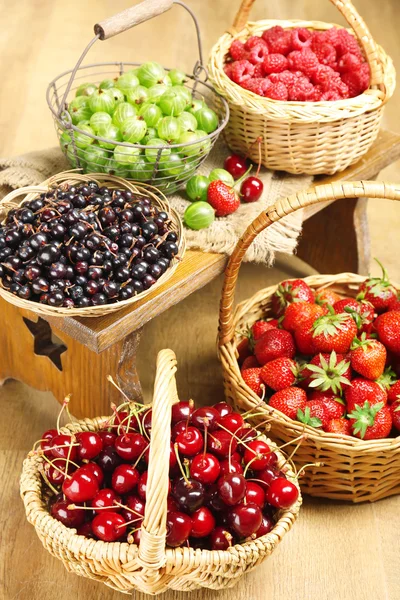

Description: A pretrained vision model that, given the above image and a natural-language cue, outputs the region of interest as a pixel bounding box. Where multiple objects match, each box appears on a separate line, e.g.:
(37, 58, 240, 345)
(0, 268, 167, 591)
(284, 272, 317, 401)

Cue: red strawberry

(357, 261, 397, 313)
(312, 311, 357, 353)
(325, 418, 351, 436)
(260, 357, 298, 391)
(269, 387, 307, 420)
(350, 334, 386, 380)
(237, 338, 252, 364)
(301, 350, 351, 394)
(345, 378, 387, 412)
(207, 180, 240, 217)
(294, 320, 317, 355)
(388, 296, 400, 312)
(333, 298, 375, 333)
(251, 319, 278, 341)
(271, 279, 314, 317)
(297, 400, 329, 430)
(241, 356, 260, 370)
(349, 402, 392, 440)
(376, 310, 400, 354)
(390, 402, 400, 431)
(254, 329, 295, 365)
(308, 390, 345, 419)
(375, 366, 397, 392)
(241, 368, 264, 397)
(281, 302, 326, 333)
(388, 380, 400, 404)
(315, 288, 341, 307)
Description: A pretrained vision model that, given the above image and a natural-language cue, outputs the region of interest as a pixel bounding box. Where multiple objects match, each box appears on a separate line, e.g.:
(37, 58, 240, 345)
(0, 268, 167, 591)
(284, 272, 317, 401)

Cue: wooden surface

(1, 1, 400, 599)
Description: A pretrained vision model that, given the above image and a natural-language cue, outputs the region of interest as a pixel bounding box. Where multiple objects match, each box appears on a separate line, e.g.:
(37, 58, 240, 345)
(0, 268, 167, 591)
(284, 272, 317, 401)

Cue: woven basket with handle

(0, 172, 184, 318)
(20, 349, 301, 595)
(208, 0, 396, 175)
(218, 180, 400, 503)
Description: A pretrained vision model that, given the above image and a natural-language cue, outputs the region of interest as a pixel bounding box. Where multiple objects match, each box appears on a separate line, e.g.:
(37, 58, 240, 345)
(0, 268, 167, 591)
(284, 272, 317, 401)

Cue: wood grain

(94, 0, 174, 41)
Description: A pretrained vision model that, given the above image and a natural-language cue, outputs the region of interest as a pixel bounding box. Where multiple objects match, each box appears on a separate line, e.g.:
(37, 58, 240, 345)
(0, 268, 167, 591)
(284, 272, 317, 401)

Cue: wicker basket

(20, 349, 301, 595)
(208, 0, 396, 175)
(218, 180, 400, 503)
(0, 172, 185, 318)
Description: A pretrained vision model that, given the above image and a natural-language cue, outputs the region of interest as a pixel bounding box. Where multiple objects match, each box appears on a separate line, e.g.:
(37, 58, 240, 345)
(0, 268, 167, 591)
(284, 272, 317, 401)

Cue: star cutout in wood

(23, 317, 67, 371)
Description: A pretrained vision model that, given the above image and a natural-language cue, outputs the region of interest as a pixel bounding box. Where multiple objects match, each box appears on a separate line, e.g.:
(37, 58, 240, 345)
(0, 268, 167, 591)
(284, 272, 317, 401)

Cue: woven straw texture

(218, 180, 400, 503)
(0, 172, 185, 318)
(20, 349, 301, 595)
(208, 0, 396, 175)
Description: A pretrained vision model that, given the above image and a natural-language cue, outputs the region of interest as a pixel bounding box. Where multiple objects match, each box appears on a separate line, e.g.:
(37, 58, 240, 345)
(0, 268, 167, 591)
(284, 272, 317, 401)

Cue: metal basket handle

(58, 0, 205, 118)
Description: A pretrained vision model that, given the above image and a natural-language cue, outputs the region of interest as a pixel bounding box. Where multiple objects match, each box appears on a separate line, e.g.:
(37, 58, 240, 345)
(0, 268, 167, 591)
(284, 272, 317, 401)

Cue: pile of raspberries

(224, 26, 370, 101)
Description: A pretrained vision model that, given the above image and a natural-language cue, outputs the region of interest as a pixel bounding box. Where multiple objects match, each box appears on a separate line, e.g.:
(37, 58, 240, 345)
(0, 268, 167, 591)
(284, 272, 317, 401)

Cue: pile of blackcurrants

(0, 181, 179, 308)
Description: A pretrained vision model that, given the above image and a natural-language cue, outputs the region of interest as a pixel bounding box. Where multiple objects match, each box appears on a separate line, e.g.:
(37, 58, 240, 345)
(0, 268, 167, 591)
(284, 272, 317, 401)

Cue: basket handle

(218, 180, 400, 346)
(230, 0, 386, 92)
(138, 349, 179, 569)
(0, 185, 49, 222)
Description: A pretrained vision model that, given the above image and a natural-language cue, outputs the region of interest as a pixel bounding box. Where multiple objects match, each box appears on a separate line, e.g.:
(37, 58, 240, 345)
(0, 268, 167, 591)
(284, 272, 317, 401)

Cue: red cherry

(205, 484, 227, 513)
(40, 429, 58, 455)
(142, 409, 152, 435)
(256, 514, 274, 537)
(191, 407, 220, 431)
(235, 427, 258, 449)
(76, 521, 95, 538)
(92, 512, 127, 542)
(190, 453, 221, 484)
(218, 413, 244, 434)
(176, 426, 203, 456)
(51, 499, 85, 528)
(171, 401, 193, 423)
(207, 430, 237, 458)
(241, 176, 264, 202)
(172, 477, 204, 513)
(111, 464, 139, 495)
(171, 420, 188, 440)
(228, 503, 262, 538)
(210, 526, 233, 550)
(224, 154, 248, 179)
(114, 410, 129, 426)
(265, 478, 299, 509)
(219, 458, 243, 477)
(166, 511, 192, 547)
(50, 434, 78, 461)
(213, 402, 233, 417)
(243, 481, 265, 507)
(123, 494, 146, 522)
(133, 528, 142, 545)
(191, 506, 216, 538)
(256, 468, 280, 488)
(167, 496, 180, 512)
(98, 430, 117, 447)
(137, 471, 148, 500)
(97, 447, 123, 473)
(91, 488, 121, 513)
(76, 431, 103, 460)
(115, 432, 147, 461)
(45, 459, 76, 485)
(84, 462, 104, 486)
(217, 473, 246, 506)
(62, 465, 99, 502)
(243, 440, 271, 471)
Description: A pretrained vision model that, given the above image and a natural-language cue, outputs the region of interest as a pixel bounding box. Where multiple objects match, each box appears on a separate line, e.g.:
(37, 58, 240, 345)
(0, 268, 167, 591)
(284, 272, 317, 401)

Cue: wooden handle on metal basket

(218, 180, 400, 346)
(94, 0, 173, 40)
(138, 349, 178, 569)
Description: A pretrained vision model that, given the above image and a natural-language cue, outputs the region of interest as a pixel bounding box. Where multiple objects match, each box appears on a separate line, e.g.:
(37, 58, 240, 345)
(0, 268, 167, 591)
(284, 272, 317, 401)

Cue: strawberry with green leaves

(349, 401, 392, 440)
(301, 350, 351, 394)
(325, 418, 352, 436)
(308, 390, 346, 419)
(376, 310, 400, 354)
(312, 309, 357, 354)
(333, 298, 375, 333)
(388, 380, 400, 404)
(269, 386, 307, 419)
(315, 288, 341, 307)
(254, 328, 295, 366)
(271, 279, 314, 317)
(207, 180, 240, 217)
(241, 368, 264, 397)
(350, 334, 386, 380)
(357, 260, 397, 313)
(251, 319, 278, 341)
(260, 357, 298, 391)
(281, 302, 326, 333)
(345, 378, 387, 412)
(297, 400, 329, 430)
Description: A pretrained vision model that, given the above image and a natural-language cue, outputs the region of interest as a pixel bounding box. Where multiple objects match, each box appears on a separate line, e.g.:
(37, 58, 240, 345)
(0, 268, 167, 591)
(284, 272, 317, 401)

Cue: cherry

(125, 494, 146, 517)
(213, 402, 233, 418)
(256, 467, 281, 488)
(97, 447, 123, 473)
(40, 429, 58, 454)
(92, 512, 127, 542)
(84, 462, 104, 487)
(76, 521, 95, 538)
(137, 471, 148, 500)
(219, 458, 243, 477)
(256, 514, 274, 537)
(166, 511, 192, 547)
(111, 464, 139, 495)
(243, 440, 271, 471)
(241, 176, 264, 203)
(265, 478, 299, 509)
(50, 434, 78, 461)
(98, 431, 117, 447)
(45, 458, 76, 485)
(175, 426, 203, 456)
(76, 431, 103, 460)
(224, 154, 248, 179)
(207, 430, 237, 458)
(191, 407, 220, 431)
(190, 453, 221, 484)
(218, 413, 244, 434)
(62, 465, 100, 502)
(228, 503, 262, 538)
(171, 420, 188, 440)
(191, 506, 215, 538)
(205, 484, 227, 513)
(243, 481, 265, 508)
(51, 499, 85, 528)
(133, 528, 142, 545)
(115, 433, 147, 461)
(91, 488, 121, 513)
(210, 526, 233, 550)
(172, 477, 205, 513)
(171, 401, 193, 424)
(235, 427, 258, 448)
(167, 496, 179, 512)
(142, 409, 152, 435)
(217, 473, 246, 506)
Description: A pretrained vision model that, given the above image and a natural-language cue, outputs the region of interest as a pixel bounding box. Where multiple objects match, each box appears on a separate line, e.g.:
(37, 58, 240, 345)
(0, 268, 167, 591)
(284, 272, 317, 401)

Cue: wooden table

(1, 129, 400, 417)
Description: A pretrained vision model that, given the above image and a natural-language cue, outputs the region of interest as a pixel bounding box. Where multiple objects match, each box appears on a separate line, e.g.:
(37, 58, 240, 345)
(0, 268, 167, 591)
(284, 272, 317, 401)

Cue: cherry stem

(233, 164, 252, 190)
(276, 433, 308, 451)
(244, 135, 263, 161)
(56, 394, 72, 433)
(132, 443, 150, 469)
(243, 453, 263, 477)
(107, 375, 132, 405)
(256, 136, 262, 178)
(41, 454, 73, 480)
(117, 516, 142, 529)
(174, 443, 190, 486)
(30, 442, 79, 457)
(215, 422, 254, 452)
(113, 500, 143, 518)
(296, 461, 324, 479)
(38, 464, 59, 495)
(64, 435, 74, 478)
(279, 432, 306, 470)
(203, 425, 208, 458)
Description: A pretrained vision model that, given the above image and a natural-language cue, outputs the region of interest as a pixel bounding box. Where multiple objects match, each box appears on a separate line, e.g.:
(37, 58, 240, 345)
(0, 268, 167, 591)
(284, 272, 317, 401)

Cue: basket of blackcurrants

(0, 172, 184, 317)
(20, 349, 301, 594)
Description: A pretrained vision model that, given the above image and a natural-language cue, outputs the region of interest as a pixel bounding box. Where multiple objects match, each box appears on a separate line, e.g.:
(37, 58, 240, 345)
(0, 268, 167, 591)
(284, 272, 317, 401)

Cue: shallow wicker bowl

(209, 0, 396, 175)
(218, 181, 400, 502)
(20, 349, 301, 595)
(0, 172, 185, 318)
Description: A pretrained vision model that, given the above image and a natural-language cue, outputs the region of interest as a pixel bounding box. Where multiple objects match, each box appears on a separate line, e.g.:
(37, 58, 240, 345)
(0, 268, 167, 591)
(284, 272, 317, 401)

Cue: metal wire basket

(47, 0, 229, 195)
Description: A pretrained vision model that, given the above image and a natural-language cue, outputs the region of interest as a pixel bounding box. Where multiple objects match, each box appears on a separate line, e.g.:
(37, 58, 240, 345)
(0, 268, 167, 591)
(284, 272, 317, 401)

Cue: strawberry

(345, 378, 387, 412)
(375, 366, 397, 392)
(207, 180, 240, 217)
(390, 402, 400, 431)
(269, 386, 307, 419)
(315, 288, 341, 307)
(308, 390, 345, 419)
(388, 296, 400, 312)
(333, 298, 375, 333)
(388, 380, 400, 404)
(254, 328, 295, 366)
(376, 310, 400, 354)
(350, 334, 386, 380)
(349, 401, 392, 440)
(294, 320, 317, 355)
(241, 356, 260, 370)
(357, 261, 397, 313)
(325, 418, 351, 436)
(312, 311, 357, 353)
(281, 302, 326, 333)
(271, 279, 314, 317)
(260, 357, 298, 391)
(237, 338, 252, 364)
(251, 319, 278, 341)
(302, 350, 351, 394)
(241, 368, 264, 397)
(297, 400, 329, 430)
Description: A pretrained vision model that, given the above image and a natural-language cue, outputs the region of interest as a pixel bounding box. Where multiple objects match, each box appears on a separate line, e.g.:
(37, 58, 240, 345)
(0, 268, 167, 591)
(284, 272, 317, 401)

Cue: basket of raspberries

(218, 180, 400, 503)
(20, 350, 301, 594)
(208, 0, 395, 175)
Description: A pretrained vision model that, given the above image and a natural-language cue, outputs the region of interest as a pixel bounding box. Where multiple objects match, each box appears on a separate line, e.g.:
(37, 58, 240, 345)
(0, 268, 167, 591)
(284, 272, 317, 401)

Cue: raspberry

(337, 52, 362, 73)
(335, 29, 362, 58)
(244, 35, 267, 51)
(248, 43, 269, 65)
(309, 85, 323, 101)
(287, 77, 315, 101)
(269, 70, 297, 86)
(262, 53, 288, 75)
(267, 30, 292, 55)
(264, 81, 288, 101)
(230, 39, 246, 61)
(253, 63, 264, 78)
(324, 28, 341, 47)
(224, 64, 234, 79)
(311, 65, 342, 91)
(242, 77, 269, 96)
(230, 60, 255, 84)
(262, 25, 285, 45)
(287, 49, 319, 77)
(312, 41, 337, 68)
(342, 68, 369, 97)
(320, 90, 342, 101)
(290, 27, 312, 51)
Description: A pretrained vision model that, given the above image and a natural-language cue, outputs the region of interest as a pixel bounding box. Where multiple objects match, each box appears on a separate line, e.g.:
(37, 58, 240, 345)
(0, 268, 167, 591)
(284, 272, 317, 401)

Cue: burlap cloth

(0, 143, 312, 264)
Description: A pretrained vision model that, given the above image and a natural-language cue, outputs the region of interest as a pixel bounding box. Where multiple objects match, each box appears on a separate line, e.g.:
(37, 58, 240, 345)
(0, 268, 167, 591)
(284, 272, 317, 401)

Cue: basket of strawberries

(218, 180, 400, 503)
(208, 0, 395, 175)
(20, 349, 301, 594)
